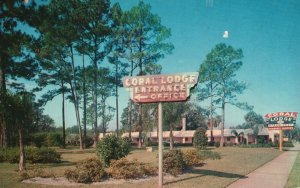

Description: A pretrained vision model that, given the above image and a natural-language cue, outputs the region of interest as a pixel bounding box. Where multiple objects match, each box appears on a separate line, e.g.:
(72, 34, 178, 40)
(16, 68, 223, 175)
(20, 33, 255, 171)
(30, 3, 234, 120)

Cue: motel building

(100, 122, 280, 146)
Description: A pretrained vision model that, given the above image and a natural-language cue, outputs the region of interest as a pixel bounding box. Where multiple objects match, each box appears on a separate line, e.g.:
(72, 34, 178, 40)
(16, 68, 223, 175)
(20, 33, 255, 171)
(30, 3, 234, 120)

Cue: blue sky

(43, 0, 300, 128)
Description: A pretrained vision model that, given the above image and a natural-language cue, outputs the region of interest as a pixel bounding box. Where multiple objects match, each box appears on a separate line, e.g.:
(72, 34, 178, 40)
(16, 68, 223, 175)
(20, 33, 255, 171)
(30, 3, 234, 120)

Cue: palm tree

(231, 130, 238, 144)
(231, 130, 244, 145)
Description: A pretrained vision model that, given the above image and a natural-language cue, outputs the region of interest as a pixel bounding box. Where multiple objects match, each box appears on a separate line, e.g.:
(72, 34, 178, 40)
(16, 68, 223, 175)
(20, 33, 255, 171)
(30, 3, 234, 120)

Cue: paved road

(227, 144, 300, 188)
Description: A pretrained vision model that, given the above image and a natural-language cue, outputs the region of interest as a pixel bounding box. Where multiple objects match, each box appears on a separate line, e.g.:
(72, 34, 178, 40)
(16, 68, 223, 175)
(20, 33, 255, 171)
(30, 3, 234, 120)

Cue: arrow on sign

(134, 94, 148, 101)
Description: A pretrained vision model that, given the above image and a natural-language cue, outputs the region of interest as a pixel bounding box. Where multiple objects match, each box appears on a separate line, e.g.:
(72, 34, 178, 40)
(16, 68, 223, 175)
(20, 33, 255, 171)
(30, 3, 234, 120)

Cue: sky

(42, 0, 300, 129)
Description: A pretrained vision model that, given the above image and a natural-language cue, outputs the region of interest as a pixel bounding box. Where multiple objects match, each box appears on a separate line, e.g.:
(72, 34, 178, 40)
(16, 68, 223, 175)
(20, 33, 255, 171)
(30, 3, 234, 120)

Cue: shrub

(198, 150, 221, 160)
(214, 142, 220, 148)
(26, 147, 61, 163)
(46, 133, 64, 147)
(31, 133, 64, 148)
(106, 158, 157, 179)
(283, 141, 294, 147)
(1, 148, 19, 163)
(257, 137, 267, 144)
(272, 140, 278, 147)
(0, 147, 61, 164)
(19, 168, 56, 181)
(239, 143, 272, 148)
(224, 142, 235, 147)
(0, 152, 3, 162)
(182, 149, 203, 167)
(272, 140, 294, 148)
(84, 135, 94, 148)
(193, 128, 208, 150)
(174, 143, 193, 147)
(64, 158, 106, 183)
(144, 139, 156, 147)
(31, 133, 47, 148)
(163, 150, 185, 176)
(66, 134, 80, 146)
(19, 171, 30, 181)
(96, 135, 130, 166)
(208, 141, 215, 147)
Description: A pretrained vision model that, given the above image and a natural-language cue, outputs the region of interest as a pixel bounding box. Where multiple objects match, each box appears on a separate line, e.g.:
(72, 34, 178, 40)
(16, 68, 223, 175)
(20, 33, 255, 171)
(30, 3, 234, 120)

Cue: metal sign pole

(158, 102, 163, 188)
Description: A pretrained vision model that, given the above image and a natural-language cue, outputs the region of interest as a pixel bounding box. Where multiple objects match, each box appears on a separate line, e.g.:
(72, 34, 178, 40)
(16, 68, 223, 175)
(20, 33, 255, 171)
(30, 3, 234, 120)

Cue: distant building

(100, 119, 280, 145)
(120, 126, 280, 145)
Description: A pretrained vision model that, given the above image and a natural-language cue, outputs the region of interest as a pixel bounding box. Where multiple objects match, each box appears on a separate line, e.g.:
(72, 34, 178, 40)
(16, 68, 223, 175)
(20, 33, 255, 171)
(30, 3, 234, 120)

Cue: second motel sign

(123, 72, 199, 103)
(264, 112, 298, 130)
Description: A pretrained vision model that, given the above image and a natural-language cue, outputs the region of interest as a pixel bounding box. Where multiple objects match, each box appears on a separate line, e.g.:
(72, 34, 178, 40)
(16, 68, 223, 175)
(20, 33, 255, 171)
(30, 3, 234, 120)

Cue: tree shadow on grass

(191, 169, 246, 178)
(164, 168, 246, 186)
(27, 161, 76, 169)
(49, 161, 76, 167)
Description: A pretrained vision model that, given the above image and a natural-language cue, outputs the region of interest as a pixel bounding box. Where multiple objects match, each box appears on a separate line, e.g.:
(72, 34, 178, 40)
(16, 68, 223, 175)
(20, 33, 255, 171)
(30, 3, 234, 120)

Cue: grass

(285, 151, 300, 188)
(0, 146, 282, 188)
(163, 147, 281, 188)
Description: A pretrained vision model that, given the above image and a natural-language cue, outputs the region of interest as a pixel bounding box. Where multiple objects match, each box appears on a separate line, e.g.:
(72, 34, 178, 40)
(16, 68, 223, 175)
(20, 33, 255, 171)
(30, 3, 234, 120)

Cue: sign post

(123, 72, 199, 187)
(264, 112, 298, 151)
(158, 102, 163, 188)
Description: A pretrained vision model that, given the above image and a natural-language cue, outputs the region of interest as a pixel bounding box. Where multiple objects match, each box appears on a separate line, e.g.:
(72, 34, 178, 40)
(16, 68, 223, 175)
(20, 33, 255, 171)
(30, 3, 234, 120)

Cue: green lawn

(0, 146, 282, 188)
(285, 151, 300, 188)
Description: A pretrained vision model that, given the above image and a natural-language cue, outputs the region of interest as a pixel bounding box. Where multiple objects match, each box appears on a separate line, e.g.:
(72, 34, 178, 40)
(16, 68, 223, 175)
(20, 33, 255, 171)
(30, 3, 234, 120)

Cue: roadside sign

(123, 72, 199, 103)
(264, 112, 298, 151)
(265, 112, 298, 130)
(123, 72, 199, 188)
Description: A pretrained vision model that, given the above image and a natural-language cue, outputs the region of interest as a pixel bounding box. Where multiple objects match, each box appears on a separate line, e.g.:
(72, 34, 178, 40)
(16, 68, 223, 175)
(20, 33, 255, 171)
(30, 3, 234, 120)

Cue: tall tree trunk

(128, 43, 134, 140)
(128, 100, 132, 139)
(70, 46, 83, 150)
(137, 30, 143, 148)
(18, 126, 25, 171)
(93, 58, 98, 147)
(82, 54, 87, 148)
(101, 96, 106, 135)
(115, 63, 119, 137)
(220, 102, 225, 147)
(0, 64, 6, 92)
(61, 79, 66, 148)
(1, 119, 7, 148)
(209, 76, 214, 143)
(73, 88, 83, 151)
(209, 88, 214, 143)
(0, 64, 7, 148)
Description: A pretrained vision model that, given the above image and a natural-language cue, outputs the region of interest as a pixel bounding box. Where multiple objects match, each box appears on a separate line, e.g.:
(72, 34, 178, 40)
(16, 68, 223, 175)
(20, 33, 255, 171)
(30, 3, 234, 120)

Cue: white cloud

(223, 30, 229, 38)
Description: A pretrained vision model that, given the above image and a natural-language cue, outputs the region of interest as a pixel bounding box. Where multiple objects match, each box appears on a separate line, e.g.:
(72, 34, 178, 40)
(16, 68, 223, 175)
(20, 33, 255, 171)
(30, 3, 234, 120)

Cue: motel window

(227, 137, 231, 141)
